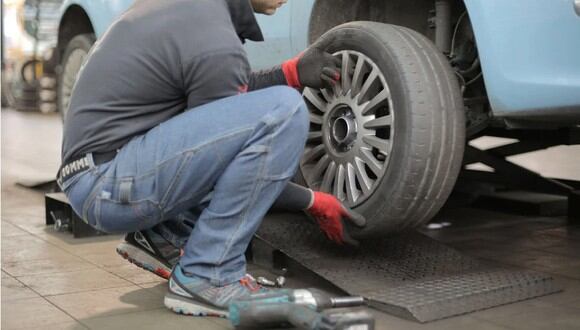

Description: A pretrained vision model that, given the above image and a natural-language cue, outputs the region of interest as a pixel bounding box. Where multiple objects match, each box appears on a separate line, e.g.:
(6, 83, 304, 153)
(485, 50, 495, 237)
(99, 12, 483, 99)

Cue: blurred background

(2, 0, 61, 113)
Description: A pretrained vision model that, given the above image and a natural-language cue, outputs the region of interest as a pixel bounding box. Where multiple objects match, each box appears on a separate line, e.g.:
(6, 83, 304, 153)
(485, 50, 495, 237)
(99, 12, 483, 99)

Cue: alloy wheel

(300, 50, 394, 207)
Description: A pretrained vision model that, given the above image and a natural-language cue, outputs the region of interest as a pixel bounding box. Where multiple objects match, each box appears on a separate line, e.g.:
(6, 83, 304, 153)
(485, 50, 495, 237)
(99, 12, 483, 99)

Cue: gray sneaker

(164, 264, 265, 317)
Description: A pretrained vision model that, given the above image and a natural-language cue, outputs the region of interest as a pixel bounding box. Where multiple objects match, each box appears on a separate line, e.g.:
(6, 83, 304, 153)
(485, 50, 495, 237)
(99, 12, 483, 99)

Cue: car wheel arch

(308, 0, 491, 137)
(308, 0, 458, 44)
(57, 5, 95, 60)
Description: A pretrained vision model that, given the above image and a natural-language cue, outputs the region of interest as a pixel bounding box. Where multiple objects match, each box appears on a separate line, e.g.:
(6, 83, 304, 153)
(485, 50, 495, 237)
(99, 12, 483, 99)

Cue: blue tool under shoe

(165, 264, 266, 317)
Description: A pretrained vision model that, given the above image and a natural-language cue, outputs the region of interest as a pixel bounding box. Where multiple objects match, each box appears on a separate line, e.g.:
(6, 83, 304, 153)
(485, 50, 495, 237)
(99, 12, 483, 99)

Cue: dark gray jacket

(62, 0, 284, 163)
(61, 0, 312, 209)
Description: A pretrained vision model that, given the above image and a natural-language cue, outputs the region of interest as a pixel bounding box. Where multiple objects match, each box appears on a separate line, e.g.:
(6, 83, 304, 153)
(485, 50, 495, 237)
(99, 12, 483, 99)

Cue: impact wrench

(230, 302, 374, 329)
(228, 288, 373, 329)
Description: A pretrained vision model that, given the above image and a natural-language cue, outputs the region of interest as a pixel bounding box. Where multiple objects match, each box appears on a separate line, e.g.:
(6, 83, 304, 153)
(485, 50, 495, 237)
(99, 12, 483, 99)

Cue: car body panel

(57, 0, 293, 69)
(245, 3, 294, 69)
(464, 0, 580, 118)
(289, 0, 580, 120)
(57, 0, 133, 38)
(57, 0, 580, 121)
(289, 0, 316, 55)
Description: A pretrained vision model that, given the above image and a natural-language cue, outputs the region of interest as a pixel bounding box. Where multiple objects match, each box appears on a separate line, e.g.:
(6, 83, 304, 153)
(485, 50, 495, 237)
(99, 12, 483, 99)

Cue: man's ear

(250, 0, 286, 15)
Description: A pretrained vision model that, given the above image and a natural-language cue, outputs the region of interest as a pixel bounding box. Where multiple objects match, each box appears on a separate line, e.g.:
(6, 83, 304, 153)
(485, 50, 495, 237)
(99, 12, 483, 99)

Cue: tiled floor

(2, 109, 580, 329)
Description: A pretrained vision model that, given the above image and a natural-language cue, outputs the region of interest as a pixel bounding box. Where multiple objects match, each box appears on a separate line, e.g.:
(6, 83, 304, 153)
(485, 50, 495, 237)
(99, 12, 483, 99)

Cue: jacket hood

(225, 0, 264, 43)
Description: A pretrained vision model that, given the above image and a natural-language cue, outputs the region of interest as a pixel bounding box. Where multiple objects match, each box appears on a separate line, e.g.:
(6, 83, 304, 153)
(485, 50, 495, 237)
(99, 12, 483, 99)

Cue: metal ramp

(255, 212, 562, 323)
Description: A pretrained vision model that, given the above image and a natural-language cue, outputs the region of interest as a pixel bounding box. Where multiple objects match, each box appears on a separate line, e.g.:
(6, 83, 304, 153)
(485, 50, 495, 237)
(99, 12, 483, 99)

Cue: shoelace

(239, 274, 262, 292)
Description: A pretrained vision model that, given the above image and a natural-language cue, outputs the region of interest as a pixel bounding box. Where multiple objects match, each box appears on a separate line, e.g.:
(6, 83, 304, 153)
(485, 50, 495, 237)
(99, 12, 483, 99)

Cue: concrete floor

(2, 108, 580, 330)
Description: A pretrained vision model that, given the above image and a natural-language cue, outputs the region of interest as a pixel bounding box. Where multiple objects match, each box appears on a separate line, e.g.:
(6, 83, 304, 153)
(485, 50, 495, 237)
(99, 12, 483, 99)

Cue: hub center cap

(329, 108, 358, 151)
(332, 114, 357, 145)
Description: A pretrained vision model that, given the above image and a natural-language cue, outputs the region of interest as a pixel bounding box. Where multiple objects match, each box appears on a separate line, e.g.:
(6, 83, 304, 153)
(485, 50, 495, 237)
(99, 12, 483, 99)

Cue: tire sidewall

(57, 34, 95, 121)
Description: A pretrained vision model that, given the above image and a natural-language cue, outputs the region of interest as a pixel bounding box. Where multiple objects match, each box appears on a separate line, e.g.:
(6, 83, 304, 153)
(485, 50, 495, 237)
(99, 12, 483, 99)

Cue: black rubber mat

(256, 212, 562, 322)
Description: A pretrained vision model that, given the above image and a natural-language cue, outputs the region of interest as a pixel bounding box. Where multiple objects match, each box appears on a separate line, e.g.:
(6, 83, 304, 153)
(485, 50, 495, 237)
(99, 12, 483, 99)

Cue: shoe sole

(116, 242, 171, 280)
(164, 292, 228, 318)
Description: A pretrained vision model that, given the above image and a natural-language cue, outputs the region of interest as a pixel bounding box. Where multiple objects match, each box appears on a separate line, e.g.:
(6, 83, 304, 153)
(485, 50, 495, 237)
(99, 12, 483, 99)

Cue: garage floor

(2, 108, 580, 330)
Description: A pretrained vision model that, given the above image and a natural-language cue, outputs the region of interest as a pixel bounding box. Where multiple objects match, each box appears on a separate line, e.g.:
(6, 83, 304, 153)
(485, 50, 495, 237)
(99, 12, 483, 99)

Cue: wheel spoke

(333, 164, 346, 201)
(346, 163, 359, 204)
(302, 144, 325, 164)
(320, 88, 334, 102)
(341, 52, 352, 94)
(307, 131, 323, 142)
(362, 135, 390, 155)
(359, 148, 383, 176)
(363, 115, 392, 129)
(350, 55, 366, 96)
(304, 88, 327, 112)
(309, 113, 323, 125)
(321, 161, 337, 193)
(354, 157, 373, 194)
(358, 67, 379, 103)
(361, 88, 390, 116)
(309, 154, 331, 184)
(331, 81, 341, 98)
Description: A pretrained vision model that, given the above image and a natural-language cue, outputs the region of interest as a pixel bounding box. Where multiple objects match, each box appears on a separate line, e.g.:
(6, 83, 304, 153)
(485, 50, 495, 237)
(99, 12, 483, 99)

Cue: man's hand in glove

(282, 46, 341, 90)
(305, 191, 366, 246)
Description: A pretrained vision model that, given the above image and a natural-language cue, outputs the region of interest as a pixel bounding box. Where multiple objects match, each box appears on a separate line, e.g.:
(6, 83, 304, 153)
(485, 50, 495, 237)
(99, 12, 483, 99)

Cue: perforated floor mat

(255, 212, 561, 322)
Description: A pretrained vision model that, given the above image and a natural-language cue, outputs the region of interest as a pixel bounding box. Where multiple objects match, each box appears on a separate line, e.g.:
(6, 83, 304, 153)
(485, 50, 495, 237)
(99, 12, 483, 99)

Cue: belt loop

(119, 178, 133, 204)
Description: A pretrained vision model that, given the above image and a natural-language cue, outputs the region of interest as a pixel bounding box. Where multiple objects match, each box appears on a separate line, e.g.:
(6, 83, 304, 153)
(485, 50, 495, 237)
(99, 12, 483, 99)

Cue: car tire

(57, 33, 95, 121)
(299, 22, 465, 236)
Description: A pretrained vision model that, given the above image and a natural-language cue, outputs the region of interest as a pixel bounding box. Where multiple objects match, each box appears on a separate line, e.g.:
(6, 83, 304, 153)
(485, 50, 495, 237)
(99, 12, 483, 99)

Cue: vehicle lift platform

(253, 212, 561, 323)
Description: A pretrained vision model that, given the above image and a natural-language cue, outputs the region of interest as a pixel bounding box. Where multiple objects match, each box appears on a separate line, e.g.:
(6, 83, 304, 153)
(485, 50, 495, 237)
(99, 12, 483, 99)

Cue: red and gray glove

(282, 46, 342, 90)
(305, 191, 366, 246)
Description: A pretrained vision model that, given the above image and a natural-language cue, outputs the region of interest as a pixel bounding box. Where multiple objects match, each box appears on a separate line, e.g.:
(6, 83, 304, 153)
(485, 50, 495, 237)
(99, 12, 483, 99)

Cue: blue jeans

(60, 87, 309, 285)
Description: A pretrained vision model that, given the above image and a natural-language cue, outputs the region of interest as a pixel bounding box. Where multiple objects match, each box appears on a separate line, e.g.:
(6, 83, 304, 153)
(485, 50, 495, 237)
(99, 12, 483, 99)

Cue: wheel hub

(329, 107, 358, 152)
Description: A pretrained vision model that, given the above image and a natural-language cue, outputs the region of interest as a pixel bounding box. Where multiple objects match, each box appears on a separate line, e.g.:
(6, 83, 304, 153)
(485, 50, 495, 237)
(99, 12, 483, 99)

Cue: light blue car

(54, 0, 580, 233)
